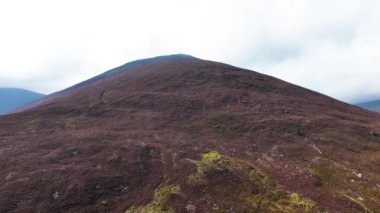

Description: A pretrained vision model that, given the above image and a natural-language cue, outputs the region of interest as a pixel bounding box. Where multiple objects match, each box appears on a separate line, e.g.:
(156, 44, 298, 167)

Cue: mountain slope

(18, 54, 195, 112)
(0, 55, 379, 212)
(0, 88, 45, 115)
(357, 100, 380, 113)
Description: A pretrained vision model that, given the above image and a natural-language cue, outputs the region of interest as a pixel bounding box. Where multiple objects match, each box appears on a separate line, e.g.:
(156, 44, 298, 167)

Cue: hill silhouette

(358, 99, 380, 113)
(0, 88, 45, 115)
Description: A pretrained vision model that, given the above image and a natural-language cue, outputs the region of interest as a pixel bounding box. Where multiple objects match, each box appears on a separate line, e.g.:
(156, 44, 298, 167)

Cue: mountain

(0, 55, 379, 212)
(0, 88, 45, 115)
(357, 100, 380, 113)
(17, 54, 195, 112)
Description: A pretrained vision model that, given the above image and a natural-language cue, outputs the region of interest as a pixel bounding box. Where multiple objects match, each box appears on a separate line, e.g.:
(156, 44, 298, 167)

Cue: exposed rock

(52, 191, 59, 200)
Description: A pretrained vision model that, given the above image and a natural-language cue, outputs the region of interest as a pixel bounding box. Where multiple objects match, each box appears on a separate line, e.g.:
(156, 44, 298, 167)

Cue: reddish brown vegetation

(0, 55, 379, 212)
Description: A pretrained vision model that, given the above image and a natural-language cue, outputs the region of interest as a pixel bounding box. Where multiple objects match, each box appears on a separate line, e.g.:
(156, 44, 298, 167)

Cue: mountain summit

(69, 54, 196, 91)
(0, 56, 379, 212)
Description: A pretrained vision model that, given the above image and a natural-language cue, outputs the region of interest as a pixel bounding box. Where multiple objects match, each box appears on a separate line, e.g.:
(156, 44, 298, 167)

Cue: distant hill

(357, 100, 380, 113)
(0, 88, 45, 114)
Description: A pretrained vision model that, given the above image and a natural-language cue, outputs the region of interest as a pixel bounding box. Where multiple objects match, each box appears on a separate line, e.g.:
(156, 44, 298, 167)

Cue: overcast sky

(0, 0, 379, 103)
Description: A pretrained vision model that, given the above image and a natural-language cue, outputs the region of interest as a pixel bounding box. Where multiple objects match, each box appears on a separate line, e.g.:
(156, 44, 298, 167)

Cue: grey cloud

(1, 0, 380, 103)
(252, 42, 303, 65)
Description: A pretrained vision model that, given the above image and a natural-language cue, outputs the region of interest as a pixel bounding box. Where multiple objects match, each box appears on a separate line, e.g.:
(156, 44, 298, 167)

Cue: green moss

(188, 150, 233, 185)
(202, 150, 222, 162)
(188, 151, 318, 212)
(289, 193, 316, 212)
(248, 191, 316, 213)
(308, 166, 336, 185)
(249, 169, 269, 184)
(125, 184, 181, 213)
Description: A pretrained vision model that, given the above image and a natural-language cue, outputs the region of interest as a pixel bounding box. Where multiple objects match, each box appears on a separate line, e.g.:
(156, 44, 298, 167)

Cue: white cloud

(0, 0, 379, 103)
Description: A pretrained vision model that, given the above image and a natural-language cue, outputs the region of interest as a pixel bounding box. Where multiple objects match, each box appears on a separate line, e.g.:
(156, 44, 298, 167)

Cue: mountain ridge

(69, 54, 196, 91)
(357, 99, 380, 113)
(17, 54, 197, 112)
(0, 88, 45, 115)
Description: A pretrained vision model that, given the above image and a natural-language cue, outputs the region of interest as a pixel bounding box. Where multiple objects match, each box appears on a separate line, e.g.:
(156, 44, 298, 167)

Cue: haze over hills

(0, 55, 379, 212)
(0, 88, 45, 115)
(357, 100, 380, 113)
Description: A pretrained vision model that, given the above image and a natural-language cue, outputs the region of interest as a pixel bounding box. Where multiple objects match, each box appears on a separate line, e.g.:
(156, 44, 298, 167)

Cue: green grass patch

(188, 151, 317, 212)
(125, 184, 181, 213)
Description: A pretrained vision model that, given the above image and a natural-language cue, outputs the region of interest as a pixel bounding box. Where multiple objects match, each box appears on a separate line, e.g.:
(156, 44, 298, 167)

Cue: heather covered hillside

(0, 56, 379, 212)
